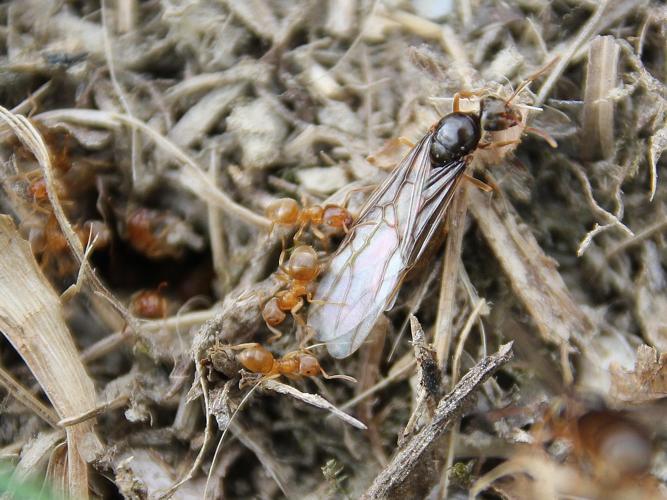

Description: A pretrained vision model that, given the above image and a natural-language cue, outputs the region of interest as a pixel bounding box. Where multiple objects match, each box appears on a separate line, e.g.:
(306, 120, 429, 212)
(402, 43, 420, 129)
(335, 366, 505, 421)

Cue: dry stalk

(536, 0, 610, 106)
(0, 364, 60, 428)
(0, 216, 101, 499)
(361, 343, 513, 499)
(581, 36, 620, 160)
(468, 188, 592, 359)
(434, 185, 469, 369)
(207, 149, 230, 293)
(400, 316, 439, 442)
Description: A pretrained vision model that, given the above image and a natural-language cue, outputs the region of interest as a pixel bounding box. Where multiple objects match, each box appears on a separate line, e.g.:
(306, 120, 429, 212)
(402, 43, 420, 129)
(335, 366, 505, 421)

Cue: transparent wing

(308, 134, 467, 358)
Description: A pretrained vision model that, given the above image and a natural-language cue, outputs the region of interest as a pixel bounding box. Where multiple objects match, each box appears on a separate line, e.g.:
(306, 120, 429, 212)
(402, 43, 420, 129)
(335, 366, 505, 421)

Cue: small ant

(265, 197, 353, 243)
(124, 207, 194, 259)
(231, 343, 356, 382)
(6, 168, 68, 216)
(200, 342, 356, 499)
(29, 217, 110, 278)
(261, 245, 320, 342)
(129, 283, 169, 319)
(25, 174, 50, 206)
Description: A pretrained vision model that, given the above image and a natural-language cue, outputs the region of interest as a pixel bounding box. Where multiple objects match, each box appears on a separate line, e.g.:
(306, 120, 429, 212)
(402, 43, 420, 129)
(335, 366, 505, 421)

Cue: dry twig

(362, 342, 513, 499)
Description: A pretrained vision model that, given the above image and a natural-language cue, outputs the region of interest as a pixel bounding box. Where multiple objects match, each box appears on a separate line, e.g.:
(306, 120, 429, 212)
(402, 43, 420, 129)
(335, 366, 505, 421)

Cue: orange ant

(231, 343, 356, 382)
(25, 175, 49, 205)
(124, 206, 195, 259)
(30, 215, 70, 274)
(129, 283, 169, 319)
(201, 342, 356, 499)
(4, 168, 69, 216)
(474, 401, 661, 499)
(265, 197, 353, 243)
(29, 216, 110, 278)
(261, 245, 321, 342)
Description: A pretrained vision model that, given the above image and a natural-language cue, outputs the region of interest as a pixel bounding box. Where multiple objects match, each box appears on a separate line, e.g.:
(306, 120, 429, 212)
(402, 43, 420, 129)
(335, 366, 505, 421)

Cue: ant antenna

(320, 366, 357, 383)
(506, 56, 560, 105)
(302, 342, 329, 350)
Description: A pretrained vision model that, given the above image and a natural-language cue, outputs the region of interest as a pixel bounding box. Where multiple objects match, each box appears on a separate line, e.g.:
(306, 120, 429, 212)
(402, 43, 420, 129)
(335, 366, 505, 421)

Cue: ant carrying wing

(307, 130, 468, 358)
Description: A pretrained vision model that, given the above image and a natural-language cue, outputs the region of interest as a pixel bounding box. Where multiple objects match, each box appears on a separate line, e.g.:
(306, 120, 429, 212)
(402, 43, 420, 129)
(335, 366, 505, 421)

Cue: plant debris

(0, 0, 665, 498)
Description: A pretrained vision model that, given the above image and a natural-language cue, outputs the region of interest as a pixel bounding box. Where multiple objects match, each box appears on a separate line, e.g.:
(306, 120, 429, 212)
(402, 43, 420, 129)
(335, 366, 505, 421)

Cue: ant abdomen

(286, 245, 319, 282)
(237, 345, 275, 374)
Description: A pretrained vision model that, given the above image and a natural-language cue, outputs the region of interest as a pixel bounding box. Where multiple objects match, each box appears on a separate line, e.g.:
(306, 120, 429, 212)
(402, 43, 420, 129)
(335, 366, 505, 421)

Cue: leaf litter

(0, 0, 665, 498)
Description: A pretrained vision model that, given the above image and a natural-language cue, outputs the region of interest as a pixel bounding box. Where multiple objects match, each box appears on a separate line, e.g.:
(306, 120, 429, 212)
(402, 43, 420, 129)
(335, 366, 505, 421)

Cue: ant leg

(227, 342, 262, 351)
(477, 139, 521, 149)
(290, 299, 304, 319)
(397, 137, 415, 148)
(294, 222, 307, 243)
(266, 324, 283, 343)
(275, 270, 291, 284)
(311, 226, 329, 250)
(278, 243, 287, 267)
(312, 226, 326, 241)
(525, 127, 558, 148)
(453, 89, 486, 113)
(463, 174, 493, 192)
(289, 301, 312, 346)
(255, 290, 265, 304)
(298, 324, 316, 348)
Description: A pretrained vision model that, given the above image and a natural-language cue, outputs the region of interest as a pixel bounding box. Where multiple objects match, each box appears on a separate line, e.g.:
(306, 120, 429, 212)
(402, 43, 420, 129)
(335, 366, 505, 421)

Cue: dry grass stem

(0, 365, 60, 428)
(582, 36, 620, 160)
(362, 343, 513, 499)
(536, 0, 610, 105)
(263, 379, 366, 430)
(468, 188, 593, 354)
(434, 186, 469, 368)
(0, 216, 100, 498)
